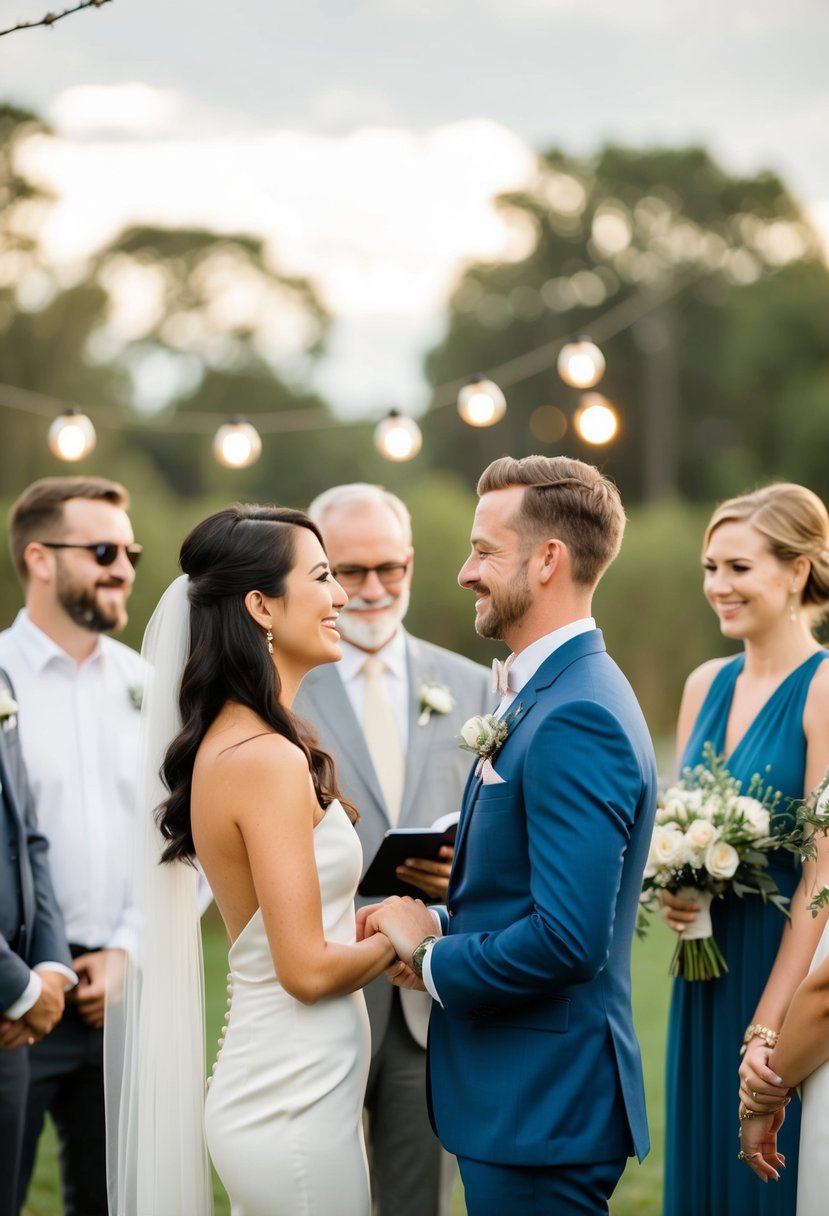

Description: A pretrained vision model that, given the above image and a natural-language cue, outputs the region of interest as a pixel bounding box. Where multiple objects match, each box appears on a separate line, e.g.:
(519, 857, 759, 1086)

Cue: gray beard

(337, 586, 410, 651)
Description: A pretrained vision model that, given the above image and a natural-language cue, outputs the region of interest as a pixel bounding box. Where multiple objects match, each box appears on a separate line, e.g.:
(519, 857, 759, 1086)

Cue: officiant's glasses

(40, 541, 144, 568)
(330, 561, 409, 590)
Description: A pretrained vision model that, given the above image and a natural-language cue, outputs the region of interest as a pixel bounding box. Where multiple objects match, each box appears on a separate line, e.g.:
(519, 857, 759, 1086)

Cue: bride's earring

(266, 628, 274, 655)
(789, 588, 799, 623)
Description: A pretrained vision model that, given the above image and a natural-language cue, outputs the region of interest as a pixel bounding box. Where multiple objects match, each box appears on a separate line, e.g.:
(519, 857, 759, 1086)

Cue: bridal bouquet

(640, 745, 806, 981)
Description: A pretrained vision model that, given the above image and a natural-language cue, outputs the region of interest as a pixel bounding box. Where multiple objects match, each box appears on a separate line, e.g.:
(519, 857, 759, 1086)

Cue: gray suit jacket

(0, 669, 72, 1010)
(294, 631, 491, 1050)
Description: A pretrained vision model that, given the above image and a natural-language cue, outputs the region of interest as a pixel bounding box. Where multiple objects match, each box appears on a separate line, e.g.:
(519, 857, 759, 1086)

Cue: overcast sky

(2, 0, 828, 414)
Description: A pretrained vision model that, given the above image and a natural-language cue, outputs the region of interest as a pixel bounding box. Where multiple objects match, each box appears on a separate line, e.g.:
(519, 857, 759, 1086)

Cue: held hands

(658, 889, 702, 934)
(357, 896, 438, 991)
(738, 1104, 788, 1183)
(394, 845, 454, 901)
(739, 1041, 791, 1113)
(0, 969, 68, 1050)
(738, 1039, 792, 1184)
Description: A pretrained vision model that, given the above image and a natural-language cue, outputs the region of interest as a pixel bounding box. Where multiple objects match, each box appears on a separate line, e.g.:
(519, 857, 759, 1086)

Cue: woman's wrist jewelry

(739, 1022, 780, 1055)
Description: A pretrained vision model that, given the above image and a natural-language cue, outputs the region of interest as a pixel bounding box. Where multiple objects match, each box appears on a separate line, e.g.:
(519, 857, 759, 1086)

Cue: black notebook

(358, 814, 458, 899)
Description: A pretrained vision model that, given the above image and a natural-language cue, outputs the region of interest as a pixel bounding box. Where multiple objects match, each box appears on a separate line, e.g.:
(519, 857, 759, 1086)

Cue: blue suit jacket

(0, 669, 71, 1010)
(427, 630, 657, 1167)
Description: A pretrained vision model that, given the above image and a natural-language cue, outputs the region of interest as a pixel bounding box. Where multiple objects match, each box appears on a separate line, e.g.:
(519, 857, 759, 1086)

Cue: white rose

(422, 683, 455, 714)
(686, 819, 718, 850)
(0, 688, 18, 718)
(705, 839, 740, 880)
(461, 716, 487, 748)
(650, 825, 685, 869)
(735, 796, 770, 840)
(658, 795, 687, 824)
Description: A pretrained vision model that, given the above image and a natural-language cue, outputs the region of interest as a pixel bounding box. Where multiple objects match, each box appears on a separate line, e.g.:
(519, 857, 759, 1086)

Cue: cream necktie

(362, 654, 405, 825)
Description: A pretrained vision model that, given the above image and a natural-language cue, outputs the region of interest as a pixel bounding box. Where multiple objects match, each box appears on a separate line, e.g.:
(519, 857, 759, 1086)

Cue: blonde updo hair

(705, 483, 829, 612)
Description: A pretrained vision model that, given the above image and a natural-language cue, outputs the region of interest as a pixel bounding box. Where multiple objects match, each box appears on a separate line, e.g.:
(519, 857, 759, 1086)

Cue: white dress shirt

(0, 610, 144, 959)
(422, 618, 597, 1001)
(335, 629, 410, 746)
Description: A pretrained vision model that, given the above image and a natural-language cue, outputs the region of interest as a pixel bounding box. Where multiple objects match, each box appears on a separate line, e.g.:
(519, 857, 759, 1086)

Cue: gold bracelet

(739, 1022, 780, 1055)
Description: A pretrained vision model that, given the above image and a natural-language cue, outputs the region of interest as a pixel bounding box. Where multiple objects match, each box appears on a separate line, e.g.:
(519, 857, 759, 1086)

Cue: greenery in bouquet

(639, 743, 811, 981)
(793, 765, 829, 918)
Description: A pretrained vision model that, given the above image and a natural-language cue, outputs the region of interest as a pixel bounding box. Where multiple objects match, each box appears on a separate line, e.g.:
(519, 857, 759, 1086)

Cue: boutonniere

(0, 688, 19, 731)
(459, 703, 522, 780)
(417, 681, 455, 725)
(128, 685, 143, 711)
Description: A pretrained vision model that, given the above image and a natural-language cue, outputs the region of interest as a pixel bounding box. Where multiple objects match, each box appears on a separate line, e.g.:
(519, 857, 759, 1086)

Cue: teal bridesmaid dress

(663, 650, 828, 1216)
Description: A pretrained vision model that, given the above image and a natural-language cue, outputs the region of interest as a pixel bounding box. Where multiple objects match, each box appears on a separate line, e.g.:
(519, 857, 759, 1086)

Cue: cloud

(17, 107, 538, 412)
(49, 83, 183, 138)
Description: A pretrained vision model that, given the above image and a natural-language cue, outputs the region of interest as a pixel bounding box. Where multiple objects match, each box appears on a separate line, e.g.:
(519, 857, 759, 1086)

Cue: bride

(105, 504, 396, 1215)
(738, 912, 829, 1216)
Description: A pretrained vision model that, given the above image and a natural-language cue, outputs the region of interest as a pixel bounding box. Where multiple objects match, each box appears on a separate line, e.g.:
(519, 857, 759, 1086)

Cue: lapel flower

(128, 685, 143, 711)
(0, 687, 19, 730)
(459, 703, 522, 780)
(418, 681, 455, 725)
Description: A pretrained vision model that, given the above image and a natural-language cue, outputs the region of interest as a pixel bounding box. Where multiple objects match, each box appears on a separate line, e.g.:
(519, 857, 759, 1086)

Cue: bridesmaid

(661, 483, 829, 1216)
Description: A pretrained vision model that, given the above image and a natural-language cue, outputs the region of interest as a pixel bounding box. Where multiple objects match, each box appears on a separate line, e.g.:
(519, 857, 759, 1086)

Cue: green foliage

(423, 143, 829, 506)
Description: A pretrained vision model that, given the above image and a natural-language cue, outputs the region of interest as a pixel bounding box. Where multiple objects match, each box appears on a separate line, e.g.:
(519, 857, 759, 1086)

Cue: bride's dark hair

(157, 503, 356, 864)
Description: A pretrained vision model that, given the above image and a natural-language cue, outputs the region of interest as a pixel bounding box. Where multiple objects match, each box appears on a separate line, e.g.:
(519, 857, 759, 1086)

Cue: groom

(361, 455, 658, 1215)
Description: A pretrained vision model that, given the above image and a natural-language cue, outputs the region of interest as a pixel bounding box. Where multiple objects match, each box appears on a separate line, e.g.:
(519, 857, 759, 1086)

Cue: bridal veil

(104, 574, 214, 1215)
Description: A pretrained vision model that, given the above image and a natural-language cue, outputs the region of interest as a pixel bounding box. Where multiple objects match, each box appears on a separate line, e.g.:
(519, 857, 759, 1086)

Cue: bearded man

(362, 456, 658, 1216)
(0, 476, 144, 1216)
(295, 483, 490, 1216)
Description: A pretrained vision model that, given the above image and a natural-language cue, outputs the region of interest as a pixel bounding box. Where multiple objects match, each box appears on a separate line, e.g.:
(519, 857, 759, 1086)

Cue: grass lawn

(25, 915, 674, 1215)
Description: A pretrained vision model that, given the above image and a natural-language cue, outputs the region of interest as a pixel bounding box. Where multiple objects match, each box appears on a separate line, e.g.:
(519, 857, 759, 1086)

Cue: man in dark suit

(362, 455, 658, 1216)
(0, 669, 74, 1216)
(295, 483, 490, 1216)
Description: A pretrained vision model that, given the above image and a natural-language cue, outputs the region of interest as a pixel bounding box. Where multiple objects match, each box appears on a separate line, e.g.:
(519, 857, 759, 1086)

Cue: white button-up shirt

(0, 610, 144, 955)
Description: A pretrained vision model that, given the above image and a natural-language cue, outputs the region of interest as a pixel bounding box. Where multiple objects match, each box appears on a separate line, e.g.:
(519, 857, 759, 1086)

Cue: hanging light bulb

(557, 336, 606, 389)
(48, 409, 96, 461)
(373, 410, 422, 461)
(574, 393, 618, 445)
(213, 418, 263, 469)
(457, 375, 506, 427)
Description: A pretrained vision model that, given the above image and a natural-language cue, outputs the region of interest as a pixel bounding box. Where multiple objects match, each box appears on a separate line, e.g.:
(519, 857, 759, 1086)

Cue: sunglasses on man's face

(40, 541, 143, 569)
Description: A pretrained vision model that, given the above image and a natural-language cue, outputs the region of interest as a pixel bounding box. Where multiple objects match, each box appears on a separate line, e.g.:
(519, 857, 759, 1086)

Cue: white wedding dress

(796, 919, 829, 1216)
(204, 800, 371, 1216)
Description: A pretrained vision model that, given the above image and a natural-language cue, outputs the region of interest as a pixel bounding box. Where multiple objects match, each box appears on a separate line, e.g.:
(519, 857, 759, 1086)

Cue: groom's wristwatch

(410, 935, 439, 981)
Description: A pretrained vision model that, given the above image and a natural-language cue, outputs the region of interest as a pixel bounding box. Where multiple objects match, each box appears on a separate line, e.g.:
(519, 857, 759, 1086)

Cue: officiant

(295, 483, 490, 1216)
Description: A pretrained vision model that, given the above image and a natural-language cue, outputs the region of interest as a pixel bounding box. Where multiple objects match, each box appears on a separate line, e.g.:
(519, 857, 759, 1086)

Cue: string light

(373, 410, 422, 461)
(48, 409, 96, 461)
(212, 418, 263, 468)
(557, 336, 606, 389)
(456, 375, 506, 427)
(574, 393, 618, 444)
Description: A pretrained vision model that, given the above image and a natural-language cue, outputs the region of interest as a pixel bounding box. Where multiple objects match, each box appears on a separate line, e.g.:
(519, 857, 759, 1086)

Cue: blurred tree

(0, 104, 355, 500)
(423, 145, 829, 505)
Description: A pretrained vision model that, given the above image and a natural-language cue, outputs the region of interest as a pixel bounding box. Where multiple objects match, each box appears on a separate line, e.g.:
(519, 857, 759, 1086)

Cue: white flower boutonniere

(0, 687, 19, 731)
(459, 704, 522, 780)
(418, 681, 455, 726)
(128, 686, 143, 711)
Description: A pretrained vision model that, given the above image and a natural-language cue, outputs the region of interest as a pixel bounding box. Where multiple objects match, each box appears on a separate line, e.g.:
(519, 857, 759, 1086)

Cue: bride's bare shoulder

(197, 711, 311, 793)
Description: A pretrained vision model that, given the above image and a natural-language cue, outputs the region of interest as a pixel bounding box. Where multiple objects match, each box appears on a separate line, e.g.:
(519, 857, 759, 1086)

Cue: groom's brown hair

(477, 454, 625, 586)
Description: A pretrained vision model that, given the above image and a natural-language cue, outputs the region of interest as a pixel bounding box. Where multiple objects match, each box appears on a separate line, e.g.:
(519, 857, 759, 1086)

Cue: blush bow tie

(491, 654, 516, 698)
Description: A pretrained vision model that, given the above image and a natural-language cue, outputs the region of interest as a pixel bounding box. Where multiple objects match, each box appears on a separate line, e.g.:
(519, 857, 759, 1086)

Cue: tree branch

(0, 0, 112, 38)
